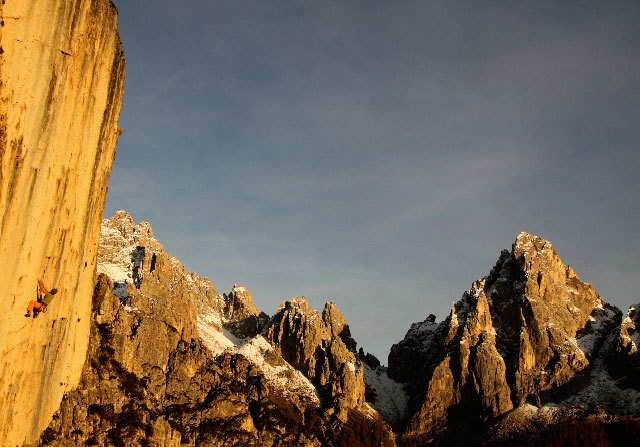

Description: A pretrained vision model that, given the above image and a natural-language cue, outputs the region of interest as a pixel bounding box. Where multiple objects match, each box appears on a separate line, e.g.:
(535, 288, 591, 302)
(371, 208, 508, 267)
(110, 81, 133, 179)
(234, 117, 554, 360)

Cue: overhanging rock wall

(0, 1, 125, 445)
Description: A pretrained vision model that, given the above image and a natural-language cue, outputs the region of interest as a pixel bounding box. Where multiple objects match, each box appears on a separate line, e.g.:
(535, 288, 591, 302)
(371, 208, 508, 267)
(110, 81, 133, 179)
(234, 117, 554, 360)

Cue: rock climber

(25, 279, 58, 318)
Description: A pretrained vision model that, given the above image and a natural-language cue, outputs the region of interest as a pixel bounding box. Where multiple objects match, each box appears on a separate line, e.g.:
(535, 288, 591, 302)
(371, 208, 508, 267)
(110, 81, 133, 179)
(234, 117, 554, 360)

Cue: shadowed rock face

(391, 281, 513, 442)
(0, 1, 124, 445)
(610, 304, 640, 389)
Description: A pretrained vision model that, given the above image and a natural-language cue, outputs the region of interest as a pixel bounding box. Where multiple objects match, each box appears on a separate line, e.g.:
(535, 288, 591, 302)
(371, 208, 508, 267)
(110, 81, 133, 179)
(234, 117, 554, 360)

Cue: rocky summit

(31, 214, 639, 446)
(389, 232, 640, 446)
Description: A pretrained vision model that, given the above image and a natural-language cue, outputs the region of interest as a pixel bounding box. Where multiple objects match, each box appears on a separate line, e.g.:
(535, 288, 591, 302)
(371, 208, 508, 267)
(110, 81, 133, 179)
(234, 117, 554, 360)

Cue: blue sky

(107, 1, 640, 362)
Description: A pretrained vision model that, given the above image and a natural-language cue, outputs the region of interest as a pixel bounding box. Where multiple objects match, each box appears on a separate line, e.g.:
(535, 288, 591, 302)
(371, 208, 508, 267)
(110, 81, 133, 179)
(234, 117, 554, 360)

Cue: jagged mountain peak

(513, 230, 550, 254)
(322, 301, 355, 346)
(225, 284, 260, 317)
(512, 231, 592, 287)
(108, 209, 155, 238)
(222, 284, 269, 339)
(389, 232, 637, 445)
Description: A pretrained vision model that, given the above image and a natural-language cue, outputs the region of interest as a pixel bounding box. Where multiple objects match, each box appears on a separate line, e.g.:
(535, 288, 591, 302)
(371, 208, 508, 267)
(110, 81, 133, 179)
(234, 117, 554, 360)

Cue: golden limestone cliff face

(0, 1, 124, 445)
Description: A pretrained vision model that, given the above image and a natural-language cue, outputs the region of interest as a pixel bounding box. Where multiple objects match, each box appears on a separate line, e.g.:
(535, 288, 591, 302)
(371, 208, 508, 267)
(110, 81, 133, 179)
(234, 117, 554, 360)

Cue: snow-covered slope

(198, 304, 321, 408)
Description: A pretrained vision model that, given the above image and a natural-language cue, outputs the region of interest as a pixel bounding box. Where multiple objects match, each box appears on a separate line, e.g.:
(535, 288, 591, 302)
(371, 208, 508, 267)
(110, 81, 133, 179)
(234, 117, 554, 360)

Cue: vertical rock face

(0, 1, 124, 445)
(394, 281, 513, 444)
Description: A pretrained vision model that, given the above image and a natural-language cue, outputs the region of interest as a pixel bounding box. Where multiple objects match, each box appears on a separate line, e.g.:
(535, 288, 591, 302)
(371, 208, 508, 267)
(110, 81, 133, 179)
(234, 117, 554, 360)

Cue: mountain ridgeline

(37, 211, 640, 446)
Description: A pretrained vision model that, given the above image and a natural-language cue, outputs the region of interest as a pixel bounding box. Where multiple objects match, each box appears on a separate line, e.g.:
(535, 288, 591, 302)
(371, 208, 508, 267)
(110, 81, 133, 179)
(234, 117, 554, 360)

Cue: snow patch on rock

(97, 213, 159, 301)
(197, 308, 320, 407)
(363, 364, 408, 425)
(576, 305, 618, 358)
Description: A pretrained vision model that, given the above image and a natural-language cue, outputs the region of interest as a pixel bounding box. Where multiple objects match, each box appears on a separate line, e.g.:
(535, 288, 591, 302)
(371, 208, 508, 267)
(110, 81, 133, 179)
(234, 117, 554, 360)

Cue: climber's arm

(38, 278, 49, 294)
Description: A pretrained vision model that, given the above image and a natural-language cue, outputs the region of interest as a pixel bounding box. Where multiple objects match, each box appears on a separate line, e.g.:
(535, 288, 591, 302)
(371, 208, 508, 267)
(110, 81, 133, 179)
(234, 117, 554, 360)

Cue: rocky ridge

(38, 212, 396, 446)
(36, 215, 640, 446)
